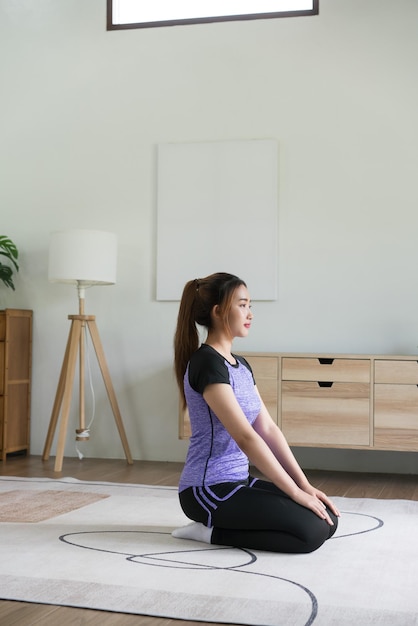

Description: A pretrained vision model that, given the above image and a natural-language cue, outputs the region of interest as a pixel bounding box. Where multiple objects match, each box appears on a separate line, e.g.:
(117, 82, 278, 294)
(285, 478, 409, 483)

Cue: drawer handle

(318, 358, 334, 365)
(318, 381, 333, 387)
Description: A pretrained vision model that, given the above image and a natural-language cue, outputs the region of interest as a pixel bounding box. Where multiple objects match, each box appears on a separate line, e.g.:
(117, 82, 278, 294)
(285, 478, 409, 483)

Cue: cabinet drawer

(281, 381, 370, 446)
(375, 360, 418, 384)
(0, 396, 3, 450)
(0, 342, 4, 395)
(282, 357, 370, 383)
(374, 384, 418, 450)
(0, 312, 5, 340)
(244, 355, 278, 380)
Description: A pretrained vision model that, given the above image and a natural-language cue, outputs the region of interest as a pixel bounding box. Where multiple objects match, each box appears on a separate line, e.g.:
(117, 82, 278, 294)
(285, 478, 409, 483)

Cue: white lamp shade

(49, 230, 117, 285)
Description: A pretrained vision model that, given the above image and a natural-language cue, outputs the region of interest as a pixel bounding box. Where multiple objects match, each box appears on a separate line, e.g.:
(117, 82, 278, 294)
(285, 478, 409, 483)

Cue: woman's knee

(301, 512, 338, 553)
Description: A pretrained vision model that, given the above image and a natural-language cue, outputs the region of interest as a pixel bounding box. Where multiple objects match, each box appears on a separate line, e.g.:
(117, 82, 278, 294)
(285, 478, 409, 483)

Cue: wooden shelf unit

(0, 309, 32, 460)
(180, 352, 418, 451)
(244, 352, 418, 451)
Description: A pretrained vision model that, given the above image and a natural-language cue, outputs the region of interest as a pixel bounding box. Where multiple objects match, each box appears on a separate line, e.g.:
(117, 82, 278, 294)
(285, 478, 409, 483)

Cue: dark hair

(174, 272, 246, 406)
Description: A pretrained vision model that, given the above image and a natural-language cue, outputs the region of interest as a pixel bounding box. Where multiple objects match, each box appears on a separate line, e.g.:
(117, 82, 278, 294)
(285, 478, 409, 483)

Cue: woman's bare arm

(252, 388, 340, 517)
(203, 383, 338, 523)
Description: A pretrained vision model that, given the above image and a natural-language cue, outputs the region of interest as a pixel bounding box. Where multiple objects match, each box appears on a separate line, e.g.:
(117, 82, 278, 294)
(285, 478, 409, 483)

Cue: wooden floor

(1, 455, 418, 626)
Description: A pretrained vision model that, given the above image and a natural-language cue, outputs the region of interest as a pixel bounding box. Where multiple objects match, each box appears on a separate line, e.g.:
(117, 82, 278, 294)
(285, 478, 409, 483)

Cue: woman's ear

(211, 304, 221, 320)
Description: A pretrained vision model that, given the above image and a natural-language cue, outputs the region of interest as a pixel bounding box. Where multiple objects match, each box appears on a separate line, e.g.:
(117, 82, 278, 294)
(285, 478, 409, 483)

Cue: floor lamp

(42, 229, 133, 472)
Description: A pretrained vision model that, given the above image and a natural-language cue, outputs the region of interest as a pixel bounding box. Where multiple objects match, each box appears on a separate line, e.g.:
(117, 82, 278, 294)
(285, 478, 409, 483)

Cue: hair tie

(194, 278, 200, 291)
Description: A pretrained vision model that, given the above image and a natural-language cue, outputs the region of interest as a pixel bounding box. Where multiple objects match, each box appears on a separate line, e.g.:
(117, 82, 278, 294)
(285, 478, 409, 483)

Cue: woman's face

(226, 285, 253, 339)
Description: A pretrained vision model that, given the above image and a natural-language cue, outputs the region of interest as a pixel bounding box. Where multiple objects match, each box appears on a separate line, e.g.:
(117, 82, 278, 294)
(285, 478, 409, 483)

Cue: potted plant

(0, 236, 19, 290)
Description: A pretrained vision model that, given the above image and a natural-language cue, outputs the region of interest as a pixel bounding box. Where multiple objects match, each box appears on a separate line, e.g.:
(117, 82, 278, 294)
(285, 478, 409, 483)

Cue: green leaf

(0, 264, 15, 290)
(0, 236, 19, 289)
(0, 236, 19, 272)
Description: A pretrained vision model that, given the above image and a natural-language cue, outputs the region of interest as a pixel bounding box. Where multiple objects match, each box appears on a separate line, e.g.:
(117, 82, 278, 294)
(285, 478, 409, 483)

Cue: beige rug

(1, 476, 418, 626)
(0, 489, 108, 522)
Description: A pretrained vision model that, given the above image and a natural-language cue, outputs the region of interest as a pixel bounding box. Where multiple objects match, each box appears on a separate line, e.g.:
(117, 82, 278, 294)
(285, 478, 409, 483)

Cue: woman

(173, 272, 339, 553)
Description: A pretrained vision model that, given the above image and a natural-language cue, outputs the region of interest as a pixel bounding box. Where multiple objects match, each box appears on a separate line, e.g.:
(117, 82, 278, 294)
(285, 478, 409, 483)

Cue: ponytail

(173, 272, 246, 407)
(174, 280, 200, 406)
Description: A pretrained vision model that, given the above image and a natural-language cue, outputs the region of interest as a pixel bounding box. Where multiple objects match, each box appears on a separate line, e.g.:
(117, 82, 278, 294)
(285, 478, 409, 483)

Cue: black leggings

(179, 477, 338, 554)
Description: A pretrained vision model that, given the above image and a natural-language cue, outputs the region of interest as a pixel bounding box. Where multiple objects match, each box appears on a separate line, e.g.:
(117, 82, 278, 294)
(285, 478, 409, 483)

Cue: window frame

(107, 0, 319, 31)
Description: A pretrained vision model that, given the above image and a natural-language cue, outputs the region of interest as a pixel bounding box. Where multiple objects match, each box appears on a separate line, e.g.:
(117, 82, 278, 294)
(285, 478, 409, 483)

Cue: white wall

(1, 0, 418, 473)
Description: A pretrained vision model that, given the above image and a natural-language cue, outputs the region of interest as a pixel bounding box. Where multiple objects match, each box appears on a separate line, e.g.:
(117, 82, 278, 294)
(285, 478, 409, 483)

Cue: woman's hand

(305, 484, 340, 517)
(294, 486, 340, 526)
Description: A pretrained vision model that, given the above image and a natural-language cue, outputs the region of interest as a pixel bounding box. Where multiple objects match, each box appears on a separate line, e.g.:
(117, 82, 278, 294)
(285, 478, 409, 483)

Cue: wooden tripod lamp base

(45, 230, 131, 472)
(42, 312, 133, 472)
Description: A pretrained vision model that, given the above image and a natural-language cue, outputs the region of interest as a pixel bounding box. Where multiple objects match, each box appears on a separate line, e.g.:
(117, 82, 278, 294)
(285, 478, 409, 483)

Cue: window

(107, 0, 318, 30)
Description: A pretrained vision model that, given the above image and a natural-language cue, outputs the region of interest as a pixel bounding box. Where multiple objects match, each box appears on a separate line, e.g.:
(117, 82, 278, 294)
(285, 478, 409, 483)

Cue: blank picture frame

(156, 139, 278, 301)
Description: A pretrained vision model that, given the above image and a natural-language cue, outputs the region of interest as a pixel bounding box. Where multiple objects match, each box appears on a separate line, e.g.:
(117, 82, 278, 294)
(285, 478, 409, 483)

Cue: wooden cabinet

(0, 309, 32, 460)
(244, 355, 278, 423)
(281, 357, 371, 448)
(179, 351, 418, 452)
(374, 359, 418, 451)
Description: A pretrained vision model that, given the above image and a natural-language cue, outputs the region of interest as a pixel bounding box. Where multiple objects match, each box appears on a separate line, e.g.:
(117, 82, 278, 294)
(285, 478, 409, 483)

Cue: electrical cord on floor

(76, 326, 96, 460)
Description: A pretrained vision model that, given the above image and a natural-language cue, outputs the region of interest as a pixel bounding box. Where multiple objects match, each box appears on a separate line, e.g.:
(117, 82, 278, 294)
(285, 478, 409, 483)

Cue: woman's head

(174, 272, 247, 401)
(191, 272, 247, 330)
